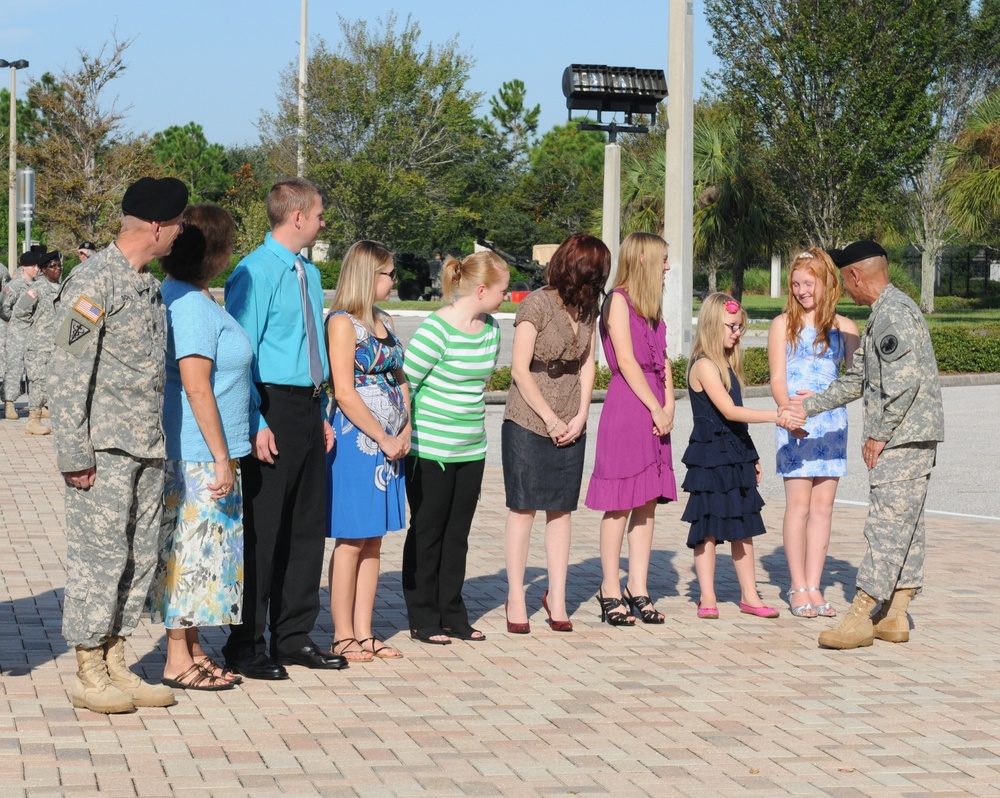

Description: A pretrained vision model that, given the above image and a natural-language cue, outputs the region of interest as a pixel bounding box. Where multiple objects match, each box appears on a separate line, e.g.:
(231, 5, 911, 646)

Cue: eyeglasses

(725, 323, 745, 335)
(379, 269, 396, 280)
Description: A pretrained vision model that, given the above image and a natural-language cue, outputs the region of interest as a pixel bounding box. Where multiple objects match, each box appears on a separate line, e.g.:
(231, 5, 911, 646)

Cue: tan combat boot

(872, 588, 916, 643)
(25, 409, 52, 435)
(40, 406, 50, 418)
(71, 645, 135, 714)
(818, 589, 878, 650)
(4, 401, 17, 420)
(104, 637, 176, 707)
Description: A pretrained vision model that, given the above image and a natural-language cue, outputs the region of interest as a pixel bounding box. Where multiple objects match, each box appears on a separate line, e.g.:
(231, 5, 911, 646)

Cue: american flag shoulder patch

(73, 296, 104, 324)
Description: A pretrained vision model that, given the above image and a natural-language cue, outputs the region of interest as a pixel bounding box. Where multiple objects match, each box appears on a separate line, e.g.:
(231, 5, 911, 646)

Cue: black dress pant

(223, 385, 327, 661)
(402, 455, 485, 631)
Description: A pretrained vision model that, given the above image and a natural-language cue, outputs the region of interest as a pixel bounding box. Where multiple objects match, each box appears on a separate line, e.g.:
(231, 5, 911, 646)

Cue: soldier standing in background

(0, 260, 9, 406)
(76, 241, 97, 262)
(16, 249, 64, 435)
(50, 176, 188, 714)
(787, 240, 945, 650)
(1, 248, 43, 419)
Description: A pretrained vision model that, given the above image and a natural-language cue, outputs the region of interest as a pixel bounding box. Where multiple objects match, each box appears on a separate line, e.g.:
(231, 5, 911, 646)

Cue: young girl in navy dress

(681, 293, 800, 619)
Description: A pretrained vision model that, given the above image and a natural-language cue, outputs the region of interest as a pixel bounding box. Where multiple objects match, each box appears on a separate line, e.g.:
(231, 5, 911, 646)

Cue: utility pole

(297, 0, 308, 178)
(663, 0, 694, 359)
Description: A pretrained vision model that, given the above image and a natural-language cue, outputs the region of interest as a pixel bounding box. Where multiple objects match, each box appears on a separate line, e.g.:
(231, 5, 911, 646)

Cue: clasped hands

(777, 390, 810, 438)
(545, 414, 586, 447)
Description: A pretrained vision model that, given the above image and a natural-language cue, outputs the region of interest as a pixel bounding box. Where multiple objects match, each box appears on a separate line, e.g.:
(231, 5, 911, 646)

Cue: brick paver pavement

(2, 414, 999, 797)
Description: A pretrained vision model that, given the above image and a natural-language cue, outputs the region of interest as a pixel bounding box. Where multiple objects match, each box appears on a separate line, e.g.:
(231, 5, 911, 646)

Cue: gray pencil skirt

(501, 420, 587, 512)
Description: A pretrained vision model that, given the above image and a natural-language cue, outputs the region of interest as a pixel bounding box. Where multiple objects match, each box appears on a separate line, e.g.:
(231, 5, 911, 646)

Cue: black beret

(18, 251, 39, 267)
(121, 177, 189, 222)
(77, 241, 97, 251)
(38, 250, 62, 267)
(827, 240, 888, 269)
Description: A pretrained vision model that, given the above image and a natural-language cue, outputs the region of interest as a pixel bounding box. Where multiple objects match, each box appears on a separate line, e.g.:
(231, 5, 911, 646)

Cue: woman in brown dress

(502, 233, 611, 633)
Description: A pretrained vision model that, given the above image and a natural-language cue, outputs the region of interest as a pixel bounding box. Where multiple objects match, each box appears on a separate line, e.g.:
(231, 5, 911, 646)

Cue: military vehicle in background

(475, 239, 548, 292)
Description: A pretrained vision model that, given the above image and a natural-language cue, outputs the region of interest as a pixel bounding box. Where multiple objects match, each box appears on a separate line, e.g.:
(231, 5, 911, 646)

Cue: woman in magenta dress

(585, 232, 677, 625)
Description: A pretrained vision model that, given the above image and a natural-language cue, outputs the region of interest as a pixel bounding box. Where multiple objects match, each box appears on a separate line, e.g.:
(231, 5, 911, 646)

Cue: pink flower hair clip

(725, 300, 740, 314)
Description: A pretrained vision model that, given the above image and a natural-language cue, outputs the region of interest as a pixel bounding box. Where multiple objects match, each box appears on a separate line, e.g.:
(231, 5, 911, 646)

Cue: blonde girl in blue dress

(767, 248, 860, 618)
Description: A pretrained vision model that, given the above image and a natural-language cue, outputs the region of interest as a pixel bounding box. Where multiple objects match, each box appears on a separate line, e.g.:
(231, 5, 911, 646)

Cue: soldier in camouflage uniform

(789, 240, 945, 650)
(50, 176, 188, 713)
(16, 249, 63, 435)
(1, 249, 43, 419)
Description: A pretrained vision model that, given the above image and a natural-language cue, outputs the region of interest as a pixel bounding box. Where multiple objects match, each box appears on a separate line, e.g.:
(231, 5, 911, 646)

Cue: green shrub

(743, 347, 772, 386)
(671, 356, 688, 389)
(888, 263, 919, 302)
(486, 366, 513, 392)
(933, 295, 973, 311)
(595, 364, 612, 390)
(931, 323, 1000, 373)
(742, 268, 772, 295)
(315, 259, 342, 290)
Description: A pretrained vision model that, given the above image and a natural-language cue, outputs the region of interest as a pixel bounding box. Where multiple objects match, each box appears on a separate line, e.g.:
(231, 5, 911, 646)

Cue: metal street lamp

(562, 64, 668, 288)
(1, 58, 29, 271)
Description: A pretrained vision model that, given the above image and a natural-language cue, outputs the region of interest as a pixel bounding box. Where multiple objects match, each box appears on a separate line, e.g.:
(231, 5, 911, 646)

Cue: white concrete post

(663, 0, 694, 359)
(770, 253, 782, 298)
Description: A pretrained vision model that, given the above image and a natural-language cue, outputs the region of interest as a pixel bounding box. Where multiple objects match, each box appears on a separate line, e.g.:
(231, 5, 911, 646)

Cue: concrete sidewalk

(2, 415, 999, 796)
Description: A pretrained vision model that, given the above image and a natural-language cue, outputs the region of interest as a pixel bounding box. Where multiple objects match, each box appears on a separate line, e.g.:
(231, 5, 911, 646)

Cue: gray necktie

(294, 257, 324, 389)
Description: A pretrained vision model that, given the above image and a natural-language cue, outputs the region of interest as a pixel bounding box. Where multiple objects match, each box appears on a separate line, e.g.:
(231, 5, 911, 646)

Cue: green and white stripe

(404, 313, 501, 463)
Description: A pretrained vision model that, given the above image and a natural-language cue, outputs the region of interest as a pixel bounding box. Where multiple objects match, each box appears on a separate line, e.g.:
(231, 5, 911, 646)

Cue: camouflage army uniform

(0, 263, 9, 399)
(803, 283, 945, 601)
(15, 276, 61, 411)
(1, 273, 34, 403)
(49, 244, 167, 649)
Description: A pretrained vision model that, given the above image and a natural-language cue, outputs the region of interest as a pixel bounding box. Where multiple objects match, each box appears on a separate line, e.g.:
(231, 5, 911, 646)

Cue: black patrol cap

(38, 250, 62, 268)
(77, 241, 97, 252)
(121, 177, 189, 222)
(827, 240, 888, 269)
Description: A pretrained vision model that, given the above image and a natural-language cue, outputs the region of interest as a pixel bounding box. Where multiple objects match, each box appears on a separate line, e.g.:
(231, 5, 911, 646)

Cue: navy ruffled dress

(680, 365, 766, 549)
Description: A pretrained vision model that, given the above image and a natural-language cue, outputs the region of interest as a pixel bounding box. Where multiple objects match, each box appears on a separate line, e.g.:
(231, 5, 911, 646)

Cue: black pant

(402, 456, 485, 631)
(223, 386, 327, 661)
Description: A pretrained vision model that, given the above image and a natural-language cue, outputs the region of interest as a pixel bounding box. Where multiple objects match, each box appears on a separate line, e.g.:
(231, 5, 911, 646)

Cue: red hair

(545, 233, 611, 323)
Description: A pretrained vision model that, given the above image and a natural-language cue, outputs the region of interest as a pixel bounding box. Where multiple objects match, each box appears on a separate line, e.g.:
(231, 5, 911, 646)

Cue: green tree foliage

(692, 110, 773, 302)
(260, 13, 484, 253)
(23, 39, 154, 251)
(151, 122, 232, 203)
(488, 78, 540, 165)
(221, 164, 270, 257)
(706, 0, 948, 246)
(902, 0, 1000, 313)
(943, 90, 1000, 240)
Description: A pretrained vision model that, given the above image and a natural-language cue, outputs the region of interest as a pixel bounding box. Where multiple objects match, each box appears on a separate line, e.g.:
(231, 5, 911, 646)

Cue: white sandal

(787, 587, 817, 618)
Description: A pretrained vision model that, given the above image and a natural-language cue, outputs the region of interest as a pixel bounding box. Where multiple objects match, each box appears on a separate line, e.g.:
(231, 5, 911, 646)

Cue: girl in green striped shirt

(402, 251, 509, 645)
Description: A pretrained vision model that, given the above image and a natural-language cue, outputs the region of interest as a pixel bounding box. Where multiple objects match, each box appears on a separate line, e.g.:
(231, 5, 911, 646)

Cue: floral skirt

(150, 459, 244, 628)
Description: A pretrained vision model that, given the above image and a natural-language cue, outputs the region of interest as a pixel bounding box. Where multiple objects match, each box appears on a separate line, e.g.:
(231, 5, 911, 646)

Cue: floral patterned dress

(327, 310, 408, 539)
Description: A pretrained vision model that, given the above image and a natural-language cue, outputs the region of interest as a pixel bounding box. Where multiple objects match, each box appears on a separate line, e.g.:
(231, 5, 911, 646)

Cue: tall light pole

(297, 0, 308, 178)
(1, 59, 29, 270)
(663, 0, 694, 359)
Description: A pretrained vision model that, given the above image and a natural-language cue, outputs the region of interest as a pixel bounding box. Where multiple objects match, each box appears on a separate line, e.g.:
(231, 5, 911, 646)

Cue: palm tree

(620, 146, 666, 236)
(692, 114, 773, 303)
(943, 89, 1000, 239)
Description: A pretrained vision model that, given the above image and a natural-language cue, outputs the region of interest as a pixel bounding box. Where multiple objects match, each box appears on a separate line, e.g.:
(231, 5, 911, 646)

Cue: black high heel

(597, 587, 635, 626)
(623, 586, 665, 624)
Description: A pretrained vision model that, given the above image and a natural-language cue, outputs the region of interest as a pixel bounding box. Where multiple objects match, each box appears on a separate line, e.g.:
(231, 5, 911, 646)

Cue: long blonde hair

(689, 292, 748, 391)
(441, 251, 509, 301)
(608, 232, 666, 323)
(330, 240, 393, 332)
(785, 247, 842, 354)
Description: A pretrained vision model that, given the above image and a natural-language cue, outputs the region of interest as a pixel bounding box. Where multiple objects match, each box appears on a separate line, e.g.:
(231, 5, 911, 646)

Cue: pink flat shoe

(739, 601, 780, 618)
(697, 602, 719, 620)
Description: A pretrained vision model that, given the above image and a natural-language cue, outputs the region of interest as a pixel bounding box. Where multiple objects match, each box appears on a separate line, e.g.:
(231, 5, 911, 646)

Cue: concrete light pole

(662, 1, 693, 359)
(1, 59, 29, 269)
(297, 0, 308, 179)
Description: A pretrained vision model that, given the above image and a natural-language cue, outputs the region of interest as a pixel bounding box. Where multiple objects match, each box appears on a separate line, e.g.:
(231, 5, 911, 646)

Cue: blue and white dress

(775, 326, 848, 477)
(327, 310, 408, 539)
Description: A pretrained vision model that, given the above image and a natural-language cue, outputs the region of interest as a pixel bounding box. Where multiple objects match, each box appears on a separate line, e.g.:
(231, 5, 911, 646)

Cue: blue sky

(4, 0, 718, 148)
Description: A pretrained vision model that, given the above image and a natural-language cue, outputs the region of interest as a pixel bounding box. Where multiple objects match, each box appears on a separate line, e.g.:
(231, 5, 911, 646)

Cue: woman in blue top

(151, 205, 259, 691)
(768, 248, 859, 618)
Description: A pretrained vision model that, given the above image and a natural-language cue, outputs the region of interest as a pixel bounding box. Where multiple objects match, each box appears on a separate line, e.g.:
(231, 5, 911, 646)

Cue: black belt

(259, 382, 322, 398)
(529, 359, 581, 378)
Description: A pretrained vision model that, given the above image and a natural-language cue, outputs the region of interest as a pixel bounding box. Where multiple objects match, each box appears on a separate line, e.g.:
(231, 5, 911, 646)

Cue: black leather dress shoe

(229, 652, 289, 680)
(277, 644, 349, 670)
